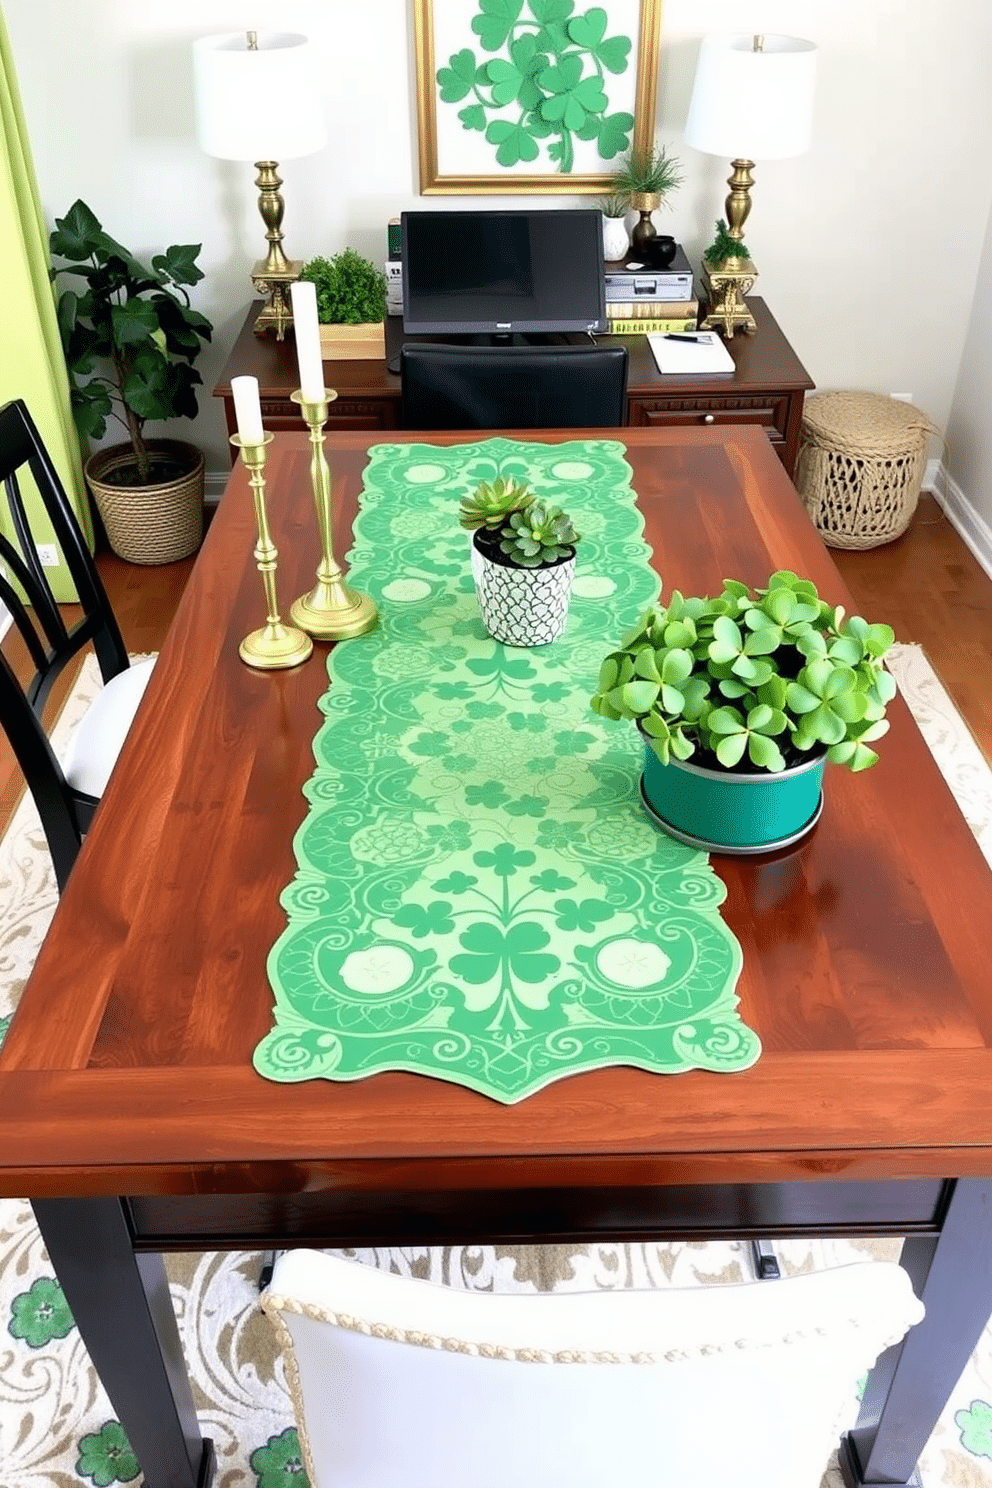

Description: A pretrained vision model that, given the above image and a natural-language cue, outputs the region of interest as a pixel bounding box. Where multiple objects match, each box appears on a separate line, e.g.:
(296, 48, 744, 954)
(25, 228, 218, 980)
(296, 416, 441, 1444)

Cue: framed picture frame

(413, 0, 662, 195)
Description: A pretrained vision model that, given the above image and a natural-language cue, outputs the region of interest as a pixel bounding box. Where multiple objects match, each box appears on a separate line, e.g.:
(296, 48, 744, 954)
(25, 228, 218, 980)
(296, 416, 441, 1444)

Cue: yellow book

(607, 300, 698, 320)
(606, 317, 698, 335)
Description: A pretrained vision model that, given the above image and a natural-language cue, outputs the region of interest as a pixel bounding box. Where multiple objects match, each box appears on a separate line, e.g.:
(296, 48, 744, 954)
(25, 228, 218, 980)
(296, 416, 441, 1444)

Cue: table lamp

(193, 30, 327, 339)
(684, 33, 817, 335)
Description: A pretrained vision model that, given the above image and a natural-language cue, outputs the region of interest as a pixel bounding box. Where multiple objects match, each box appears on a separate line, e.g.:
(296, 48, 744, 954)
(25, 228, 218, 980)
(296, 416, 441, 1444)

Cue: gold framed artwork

(413, 0, 662, 195)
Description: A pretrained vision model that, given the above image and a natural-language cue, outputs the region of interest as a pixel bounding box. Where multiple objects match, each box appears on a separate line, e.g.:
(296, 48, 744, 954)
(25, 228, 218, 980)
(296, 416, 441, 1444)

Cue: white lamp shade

(684, 34, 817, 161)
(193, 32, 328, 162)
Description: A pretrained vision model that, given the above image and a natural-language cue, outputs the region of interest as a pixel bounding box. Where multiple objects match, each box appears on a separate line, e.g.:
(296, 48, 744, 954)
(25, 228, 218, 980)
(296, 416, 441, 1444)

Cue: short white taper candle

(231, 375, 264, 445)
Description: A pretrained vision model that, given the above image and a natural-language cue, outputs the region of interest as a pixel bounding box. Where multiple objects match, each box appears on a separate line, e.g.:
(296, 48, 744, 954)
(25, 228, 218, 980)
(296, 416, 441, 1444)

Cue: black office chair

(0, 398, 154, 891)
(400, 342, 628, 430)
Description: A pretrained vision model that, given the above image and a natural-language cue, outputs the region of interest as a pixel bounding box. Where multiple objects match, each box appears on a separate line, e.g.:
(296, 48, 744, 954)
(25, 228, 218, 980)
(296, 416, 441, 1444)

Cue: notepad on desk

(648, 330, 735, 375)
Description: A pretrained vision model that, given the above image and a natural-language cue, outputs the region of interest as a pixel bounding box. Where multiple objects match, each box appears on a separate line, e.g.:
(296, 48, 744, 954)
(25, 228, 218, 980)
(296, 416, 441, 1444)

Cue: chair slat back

(0, 399, 133, 891)
(0, 400, 127, 714)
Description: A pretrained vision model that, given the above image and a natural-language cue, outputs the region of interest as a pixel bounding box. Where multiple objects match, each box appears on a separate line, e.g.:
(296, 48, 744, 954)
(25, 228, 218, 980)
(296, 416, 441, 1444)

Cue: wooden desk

(213, 300, 814, 474)
(3, 427, 992, 1488)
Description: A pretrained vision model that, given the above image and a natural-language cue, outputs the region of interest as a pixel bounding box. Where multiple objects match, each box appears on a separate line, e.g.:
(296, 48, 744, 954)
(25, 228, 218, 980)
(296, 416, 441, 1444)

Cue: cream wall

(4, 0, 992, 532)
(943, 203, 992, 569)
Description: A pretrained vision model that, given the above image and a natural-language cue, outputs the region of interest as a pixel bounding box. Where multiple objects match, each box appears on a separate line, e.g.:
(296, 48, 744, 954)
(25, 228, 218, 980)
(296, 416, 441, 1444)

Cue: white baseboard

(926, 458, 992, 583)
(205, 472, 228, 507)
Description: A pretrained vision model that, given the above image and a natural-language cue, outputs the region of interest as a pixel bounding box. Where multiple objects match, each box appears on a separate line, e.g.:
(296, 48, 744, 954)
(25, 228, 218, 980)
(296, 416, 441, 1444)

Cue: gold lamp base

(251, 259, 302, 341)
(240, 622, 313, 670)
(700, 157, 759, 337)
(700, 258, 758, 338)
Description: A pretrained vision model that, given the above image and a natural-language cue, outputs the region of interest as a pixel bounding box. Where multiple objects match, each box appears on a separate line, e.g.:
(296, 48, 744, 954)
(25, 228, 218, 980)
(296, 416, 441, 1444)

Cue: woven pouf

(795, 391, 939, 549)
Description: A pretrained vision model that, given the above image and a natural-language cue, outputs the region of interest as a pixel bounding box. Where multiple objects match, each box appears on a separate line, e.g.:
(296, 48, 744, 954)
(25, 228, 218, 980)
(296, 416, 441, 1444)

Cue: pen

(663, 333, 707, 342)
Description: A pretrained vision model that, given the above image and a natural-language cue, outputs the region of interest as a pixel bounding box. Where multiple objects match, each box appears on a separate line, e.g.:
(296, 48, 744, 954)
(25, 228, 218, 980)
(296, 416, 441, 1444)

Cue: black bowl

(642, 235, 677, 269)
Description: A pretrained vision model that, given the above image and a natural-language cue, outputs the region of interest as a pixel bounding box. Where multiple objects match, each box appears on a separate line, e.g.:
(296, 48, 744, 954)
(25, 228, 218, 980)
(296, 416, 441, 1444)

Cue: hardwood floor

(2, 491, 991, 838)
(832, 493, 992, 763)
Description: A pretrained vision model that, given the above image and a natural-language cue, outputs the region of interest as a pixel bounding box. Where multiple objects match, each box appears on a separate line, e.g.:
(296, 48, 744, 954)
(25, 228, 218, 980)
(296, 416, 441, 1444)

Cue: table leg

(839, 1178, 992, 1487)
(32, 1196, 214, 1488)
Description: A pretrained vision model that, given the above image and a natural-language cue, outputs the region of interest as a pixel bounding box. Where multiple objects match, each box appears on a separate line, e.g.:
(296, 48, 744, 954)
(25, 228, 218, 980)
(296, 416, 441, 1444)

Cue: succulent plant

(590, 570, 896, 774)
(498, 501, 581, 568)
(459, 476, 533, 531)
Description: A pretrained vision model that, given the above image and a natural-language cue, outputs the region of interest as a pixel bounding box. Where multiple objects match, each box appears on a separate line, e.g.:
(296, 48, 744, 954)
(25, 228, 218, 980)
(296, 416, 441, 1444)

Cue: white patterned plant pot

(473, 545, 576, 647)
(602, 213, 629, 263)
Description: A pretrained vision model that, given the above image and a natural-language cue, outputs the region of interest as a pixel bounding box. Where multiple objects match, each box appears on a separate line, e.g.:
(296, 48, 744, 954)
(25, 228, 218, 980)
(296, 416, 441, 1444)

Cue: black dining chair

(0, 398, 154, 891)
(400, 342, 628, 430)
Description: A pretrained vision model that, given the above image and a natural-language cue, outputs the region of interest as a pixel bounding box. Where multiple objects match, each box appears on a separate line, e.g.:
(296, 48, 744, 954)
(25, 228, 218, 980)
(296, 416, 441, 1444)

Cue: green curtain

(0, 3, 93, 599)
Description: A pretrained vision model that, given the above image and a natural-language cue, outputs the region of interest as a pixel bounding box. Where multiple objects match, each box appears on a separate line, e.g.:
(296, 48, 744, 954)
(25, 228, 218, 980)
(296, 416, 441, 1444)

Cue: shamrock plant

(436, 0, 636, 173)
(591, 571, 896, 774)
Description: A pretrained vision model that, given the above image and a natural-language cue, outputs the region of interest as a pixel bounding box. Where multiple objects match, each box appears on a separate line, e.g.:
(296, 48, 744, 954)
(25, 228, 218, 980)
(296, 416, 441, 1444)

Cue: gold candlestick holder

(290, 389, 378, 640)
(231, 432, 314, 670)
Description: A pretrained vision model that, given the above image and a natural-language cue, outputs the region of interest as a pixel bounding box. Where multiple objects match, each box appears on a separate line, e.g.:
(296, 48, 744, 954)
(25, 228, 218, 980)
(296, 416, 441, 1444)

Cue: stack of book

(604, 246, 699, 334)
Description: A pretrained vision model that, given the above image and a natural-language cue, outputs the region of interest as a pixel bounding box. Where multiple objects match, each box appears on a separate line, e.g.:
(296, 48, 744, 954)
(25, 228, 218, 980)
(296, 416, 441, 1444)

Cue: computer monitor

(400, 209, 607, 339)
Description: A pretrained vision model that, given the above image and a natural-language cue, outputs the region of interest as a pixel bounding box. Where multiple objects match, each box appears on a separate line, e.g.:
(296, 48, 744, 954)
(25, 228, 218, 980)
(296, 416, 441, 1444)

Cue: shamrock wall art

(413, 0, 662, 192)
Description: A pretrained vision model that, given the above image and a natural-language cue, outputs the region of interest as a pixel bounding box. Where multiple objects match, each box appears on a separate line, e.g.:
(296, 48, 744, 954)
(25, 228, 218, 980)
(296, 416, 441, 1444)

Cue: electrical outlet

(890, 392, 913, 403)
(36, 544, 59, 567)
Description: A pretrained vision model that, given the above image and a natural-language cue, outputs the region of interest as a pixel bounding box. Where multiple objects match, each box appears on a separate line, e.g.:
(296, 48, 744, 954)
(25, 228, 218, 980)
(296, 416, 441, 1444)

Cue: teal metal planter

(641, 743, 826, 854)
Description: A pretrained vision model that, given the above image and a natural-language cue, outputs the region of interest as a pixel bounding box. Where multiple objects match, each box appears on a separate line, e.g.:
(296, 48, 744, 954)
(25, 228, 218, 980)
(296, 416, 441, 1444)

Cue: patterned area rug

(1, 647, 991, 1488)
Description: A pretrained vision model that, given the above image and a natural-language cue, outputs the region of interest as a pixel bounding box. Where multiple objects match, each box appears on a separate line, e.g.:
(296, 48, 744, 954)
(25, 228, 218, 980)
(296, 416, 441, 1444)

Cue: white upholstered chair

(262, 1248, 923, 1488)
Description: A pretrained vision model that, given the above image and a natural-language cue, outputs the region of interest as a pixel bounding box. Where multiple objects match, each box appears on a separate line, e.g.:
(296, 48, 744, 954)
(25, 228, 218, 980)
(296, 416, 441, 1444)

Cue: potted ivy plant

(590, 570, 896, 852)
(459, 476, 581, 647)
(50, 198, 212, 565)
(299, 250, 387, 361)
(610, 144, 684, 254)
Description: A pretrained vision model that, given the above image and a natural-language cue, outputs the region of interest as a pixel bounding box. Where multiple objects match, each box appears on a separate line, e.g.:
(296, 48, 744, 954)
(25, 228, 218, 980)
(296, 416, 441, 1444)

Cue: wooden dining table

(2, 424, 992, 1488)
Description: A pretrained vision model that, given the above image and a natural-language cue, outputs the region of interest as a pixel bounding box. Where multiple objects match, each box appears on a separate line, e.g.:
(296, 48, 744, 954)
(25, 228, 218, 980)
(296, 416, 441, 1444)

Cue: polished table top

(3, 425, 992, 1203)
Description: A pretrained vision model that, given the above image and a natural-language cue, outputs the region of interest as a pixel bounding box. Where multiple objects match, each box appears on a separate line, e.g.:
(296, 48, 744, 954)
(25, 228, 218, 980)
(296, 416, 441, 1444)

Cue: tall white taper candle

(290, 280, 326, 402)
(231, 375, 264, 445)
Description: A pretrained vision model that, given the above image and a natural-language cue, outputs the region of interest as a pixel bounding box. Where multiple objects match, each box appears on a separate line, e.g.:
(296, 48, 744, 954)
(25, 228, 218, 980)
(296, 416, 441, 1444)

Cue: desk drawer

(257, 395, 398, 433)
(126, 1177, 948, 1250)
(627, 391, 791, 446)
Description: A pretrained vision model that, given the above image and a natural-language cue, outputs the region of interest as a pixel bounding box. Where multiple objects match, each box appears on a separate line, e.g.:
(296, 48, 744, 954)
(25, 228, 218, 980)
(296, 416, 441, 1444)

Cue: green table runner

(254, 439, 760, 1102)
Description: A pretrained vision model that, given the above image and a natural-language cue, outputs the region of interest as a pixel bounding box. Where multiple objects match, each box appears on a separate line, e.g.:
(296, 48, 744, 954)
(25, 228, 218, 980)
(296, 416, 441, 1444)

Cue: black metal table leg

(839, 1178, 992, 1487)
(32, 1197, 214, 1488)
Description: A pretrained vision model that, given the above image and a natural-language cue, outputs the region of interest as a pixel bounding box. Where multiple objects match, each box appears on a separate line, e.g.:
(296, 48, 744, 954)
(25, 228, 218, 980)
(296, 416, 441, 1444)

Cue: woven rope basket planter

(85, 440, 204, 565)
(795, 391, 940, 550)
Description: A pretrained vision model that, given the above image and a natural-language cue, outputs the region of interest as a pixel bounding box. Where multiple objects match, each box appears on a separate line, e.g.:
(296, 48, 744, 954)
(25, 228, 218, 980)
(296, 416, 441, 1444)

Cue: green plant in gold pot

(590, 570, 896, 852)
(610, 144, 684, 254)
(50, 198, 212, 565)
